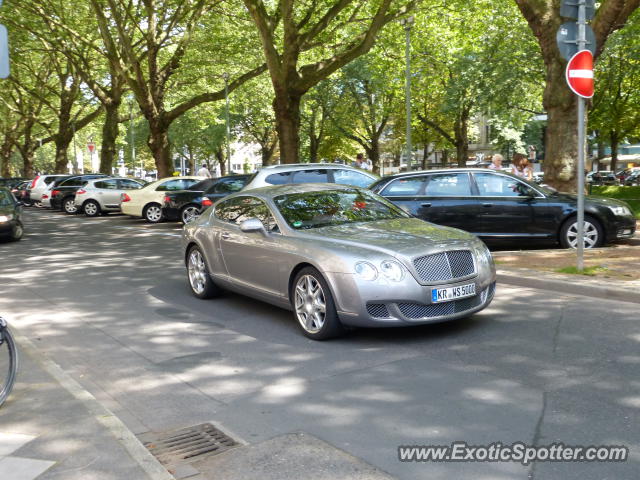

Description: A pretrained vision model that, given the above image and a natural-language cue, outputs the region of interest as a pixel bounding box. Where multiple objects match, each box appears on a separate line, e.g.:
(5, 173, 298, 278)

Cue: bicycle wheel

(0, 321, 18, 407)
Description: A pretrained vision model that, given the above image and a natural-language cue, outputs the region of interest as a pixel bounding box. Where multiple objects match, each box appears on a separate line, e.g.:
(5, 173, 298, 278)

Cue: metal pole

(72, 122, 78, 173)
(129, 99, 137, 176)
(403, 17, 414, 169)
(223, 72, 231, 170)
(576, 0, 587, 270)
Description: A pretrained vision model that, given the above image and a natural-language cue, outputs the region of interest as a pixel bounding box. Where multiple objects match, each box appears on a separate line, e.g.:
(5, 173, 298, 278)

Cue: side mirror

(240, 218, 266, 235)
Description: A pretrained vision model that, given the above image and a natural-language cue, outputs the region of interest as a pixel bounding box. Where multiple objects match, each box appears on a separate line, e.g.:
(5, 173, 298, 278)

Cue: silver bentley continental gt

(182, 184, 496, 340)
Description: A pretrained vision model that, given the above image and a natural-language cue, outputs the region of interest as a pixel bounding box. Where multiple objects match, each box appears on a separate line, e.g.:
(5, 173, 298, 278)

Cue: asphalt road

(1, 209, 639, 480)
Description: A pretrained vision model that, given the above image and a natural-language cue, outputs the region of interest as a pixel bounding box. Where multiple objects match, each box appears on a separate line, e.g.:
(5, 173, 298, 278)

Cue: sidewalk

(493, 233, 640, 303)
(0, 330, 171, 480)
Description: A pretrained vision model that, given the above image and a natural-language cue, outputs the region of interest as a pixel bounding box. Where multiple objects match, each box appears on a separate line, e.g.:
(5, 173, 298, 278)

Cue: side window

(424, 173, 471, 196)
(61, 178, 82, 187)
(119, 179, 143, 190)
(332, 169, 374, 188)
(381, 177, 426, 196)
(212, 178, 247, 194)
(291, 169, 329, 183)
(215, 197, 279, 232)
(95, 179, 118, 190)
(265, 172, 292, 185)
(157, 179, 195, 191)
(475, 173, 535, 197)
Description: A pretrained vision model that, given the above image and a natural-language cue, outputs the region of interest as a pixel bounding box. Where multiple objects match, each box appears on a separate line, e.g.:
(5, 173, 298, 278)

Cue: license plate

(432, 283, 476, 303)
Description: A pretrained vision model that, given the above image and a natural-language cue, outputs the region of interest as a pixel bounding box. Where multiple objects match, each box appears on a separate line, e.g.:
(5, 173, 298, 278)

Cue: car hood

(0, 204, 15, 215)
(298, 218, 478, 259)
(553, 192, 630, 209)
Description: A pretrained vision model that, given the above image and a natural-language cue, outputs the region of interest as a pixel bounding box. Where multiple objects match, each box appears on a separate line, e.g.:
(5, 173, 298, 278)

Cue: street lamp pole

(400, 15, 414, 169)
(223, 72, 231, 170)
(129, 96, 137, 176)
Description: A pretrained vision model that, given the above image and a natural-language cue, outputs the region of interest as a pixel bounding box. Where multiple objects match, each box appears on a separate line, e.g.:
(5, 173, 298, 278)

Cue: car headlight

(354, 262, 378, 281)
(380, 260, 405, 282)
(0, 214, 13, 222)
(609, 205, 632, 216)
(473, 242, 493, 268)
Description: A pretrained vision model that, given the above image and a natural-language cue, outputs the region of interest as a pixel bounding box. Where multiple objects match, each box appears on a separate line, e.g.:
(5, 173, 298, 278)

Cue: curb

(497, 268, 640, 304)
(9, 327, 174, 480)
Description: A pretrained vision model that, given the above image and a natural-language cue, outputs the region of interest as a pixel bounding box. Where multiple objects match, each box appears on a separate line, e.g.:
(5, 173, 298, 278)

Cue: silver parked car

(242, 163, 376, 190)
(74, 177, 146, 216)
(183, 184, 496, 340)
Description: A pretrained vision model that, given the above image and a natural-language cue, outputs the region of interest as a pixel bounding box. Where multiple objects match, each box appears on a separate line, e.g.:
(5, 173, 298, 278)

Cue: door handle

(420, 203, 431, 208)
(482, 203, 493, 208)
(221, 232, 230, 240)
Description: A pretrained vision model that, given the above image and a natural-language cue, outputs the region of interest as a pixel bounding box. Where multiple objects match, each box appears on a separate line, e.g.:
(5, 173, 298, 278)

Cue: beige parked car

(121, 176, 203, 222)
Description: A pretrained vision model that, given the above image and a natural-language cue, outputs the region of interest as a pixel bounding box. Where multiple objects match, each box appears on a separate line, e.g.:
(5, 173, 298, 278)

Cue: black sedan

(162, 175, 251, 223)
(370, 168, 636, 248)
(0, 187, 23, 241)
(50, 174, 110, 213)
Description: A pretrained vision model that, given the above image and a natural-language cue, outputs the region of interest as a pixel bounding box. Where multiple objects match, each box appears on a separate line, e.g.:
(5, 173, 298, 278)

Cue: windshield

(274, 189, 410, 230)
(0, 189, 14, 206)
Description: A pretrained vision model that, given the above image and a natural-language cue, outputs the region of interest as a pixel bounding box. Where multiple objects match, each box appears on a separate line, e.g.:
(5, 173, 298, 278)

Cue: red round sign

(87, 142, 96, 154)
(566, 50, 594, 98)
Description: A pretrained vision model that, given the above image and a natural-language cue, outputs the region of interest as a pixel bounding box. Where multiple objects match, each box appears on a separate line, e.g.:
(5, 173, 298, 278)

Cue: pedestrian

(511, 153, 533, 181)
(354, 153, 371, 171)
(196, 163, 212, 178)
(488, 154, 503, 170)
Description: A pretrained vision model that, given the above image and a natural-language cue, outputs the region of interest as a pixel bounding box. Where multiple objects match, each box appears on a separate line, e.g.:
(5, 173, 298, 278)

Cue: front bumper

(327, 270, 496, 328)
(609, 215, 636, 241)
(0, 219, 17, 235)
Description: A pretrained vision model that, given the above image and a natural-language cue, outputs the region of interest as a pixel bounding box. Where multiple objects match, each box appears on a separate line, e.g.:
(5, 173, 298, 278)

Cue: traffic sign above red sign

(565, 50, 594, 98)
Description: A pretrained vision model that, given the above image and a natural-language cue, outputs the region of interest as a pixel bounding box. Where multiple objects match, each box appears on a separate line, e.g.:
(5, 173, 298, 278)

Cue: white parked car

(121, 176, 203, 223)
(28, 174, 69, 206)
(74, 177, 146, 216)
(242, 163, 377, 191)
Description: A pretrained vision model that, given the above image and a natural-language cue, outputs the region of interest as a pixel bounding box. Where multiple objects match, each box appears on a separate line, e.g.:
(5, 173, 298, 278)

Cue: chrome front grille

(366, 303, 391, 318)
(413, 250, 475, 283)
(397, 293, 483, 319)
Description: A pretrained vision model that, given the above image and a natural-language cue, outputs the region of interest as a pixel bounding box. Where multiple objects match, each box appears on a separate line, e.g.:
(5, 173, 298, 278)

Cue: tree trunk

(422, 143, 430, 170)
(273, 91, 301, 164)
(216, 149, 226, 176)
(442, 149, 449, 168)
(454, 109, 470, 167)
(100, 102, 120, 174)
(609, 131, 619, 173)
(54, 136, 73, 173)
(0, 143, 12, 177)
(148, 122, 173, 178)
(369, 140, 381, 175)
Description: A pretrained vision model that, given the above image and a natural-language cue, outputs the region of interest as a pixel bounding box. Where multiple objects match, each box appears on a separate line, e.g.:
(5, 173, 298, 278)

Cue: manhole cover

(143, 423, 238, 466)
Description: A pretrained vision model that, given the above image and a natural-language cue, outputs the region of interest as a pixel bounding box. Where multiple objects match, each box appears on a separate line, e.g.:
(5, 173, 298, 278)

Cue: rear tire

(83, 200, 101, 217)
(559, 214, 604, 249)
(186, 245, 221, 299)
(0, 323, 18, 407)
(143, 203, 164, 223)
(63, 197, 77, 214)
(291, 267, 344, 340)
(181, 205, 201, 224)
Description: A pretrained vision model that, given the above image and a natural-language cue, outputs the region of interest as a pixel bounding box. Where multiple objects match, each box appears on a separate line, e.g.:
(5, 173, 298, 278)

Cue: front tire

(143, 203, 164, 223)
(63, 197, 77, 214)
(0, 324, 18, 407)
(83, 200, 101, 217)
(559, 215, 604, 249)
(187, 246, 221, 299)
(292, 267, 344, 340)
(9, 222, 23, 242)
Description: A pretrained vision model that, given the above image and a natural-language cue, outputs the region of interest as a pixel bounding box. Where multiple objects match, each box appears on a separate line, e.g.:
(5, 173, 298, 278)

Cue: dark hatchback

(163, 175, 251, 223)
(50, 174, 110, 213)
(370, 168, 636, 248)
(0, 187, 24, 241)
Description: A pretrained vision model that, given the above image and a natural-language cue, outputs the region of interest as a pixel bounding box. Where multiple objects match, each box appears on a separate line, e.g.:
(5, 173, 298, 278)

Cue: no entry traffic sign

(87, 142, 96, 154)
(566, 50, 594, 98)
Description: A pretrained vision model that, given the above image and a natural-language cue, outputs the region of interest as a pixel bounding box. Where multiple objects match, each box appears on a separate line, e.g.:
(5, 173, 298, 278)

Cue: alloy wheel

(64, 199, 77, 214)
(146, 205, 162, 222)
(182, 206, 200, 224)
(84, 202, 98, 216)
(188, 249, 207, 294)
(294, 275, 327, 334)
(565, 220, 599, 248)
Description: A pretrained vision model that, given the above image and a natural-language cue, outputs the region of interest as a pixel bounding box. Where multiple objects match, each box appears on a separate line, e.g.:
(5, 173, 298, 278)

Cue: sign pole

(576, 0, 587, 271)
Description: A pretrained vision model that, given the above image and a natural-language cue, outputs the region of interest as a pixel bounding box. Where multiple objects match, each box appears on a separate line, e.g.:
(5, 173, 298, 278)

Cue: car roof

(374, 168, 524, 181)
(257, 163, 364, 172)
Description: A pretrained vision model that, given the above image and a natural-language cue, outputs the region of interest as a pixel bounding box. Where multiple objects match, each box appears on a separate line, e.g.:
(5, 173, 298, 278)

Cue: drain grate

(143, 423, 238, 467)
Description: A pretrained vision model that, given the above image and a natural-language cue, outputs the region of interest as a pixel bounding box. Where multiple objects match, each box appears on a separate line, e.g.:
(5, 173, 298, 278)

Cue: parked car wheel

(9, 221, 23, 242)
(181, 205, 200, 224)
(559, 215, 604, 249)
(143, 203, 163, 223)
(187, 245, 221, 299)
(62, 197, 77, 214)
(83, 200, 101, 217)
(291, 267, 344, 340)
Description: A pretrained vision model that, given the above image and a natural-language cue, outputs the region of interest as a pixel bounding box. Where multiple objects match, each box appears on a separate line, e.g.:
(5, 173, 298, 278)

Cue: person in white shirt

(354, 153, 371, 171)
(487, 154, 503, 170)
(196, 163, 212, 178)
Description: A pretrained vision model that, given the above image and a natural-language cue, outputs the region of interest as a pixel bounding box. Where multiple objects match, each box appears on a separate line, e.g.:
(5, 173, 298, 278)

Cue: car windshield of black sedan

(0, 190, 14, 206)
(274, 190, 409, 229)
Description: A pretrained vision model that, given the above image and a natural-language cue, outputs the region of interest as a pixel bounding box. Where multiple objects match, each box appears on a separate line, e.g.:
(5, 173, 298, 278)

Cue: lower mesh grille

(366, 303, 391, 318)
(397, 290, 485, 319)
